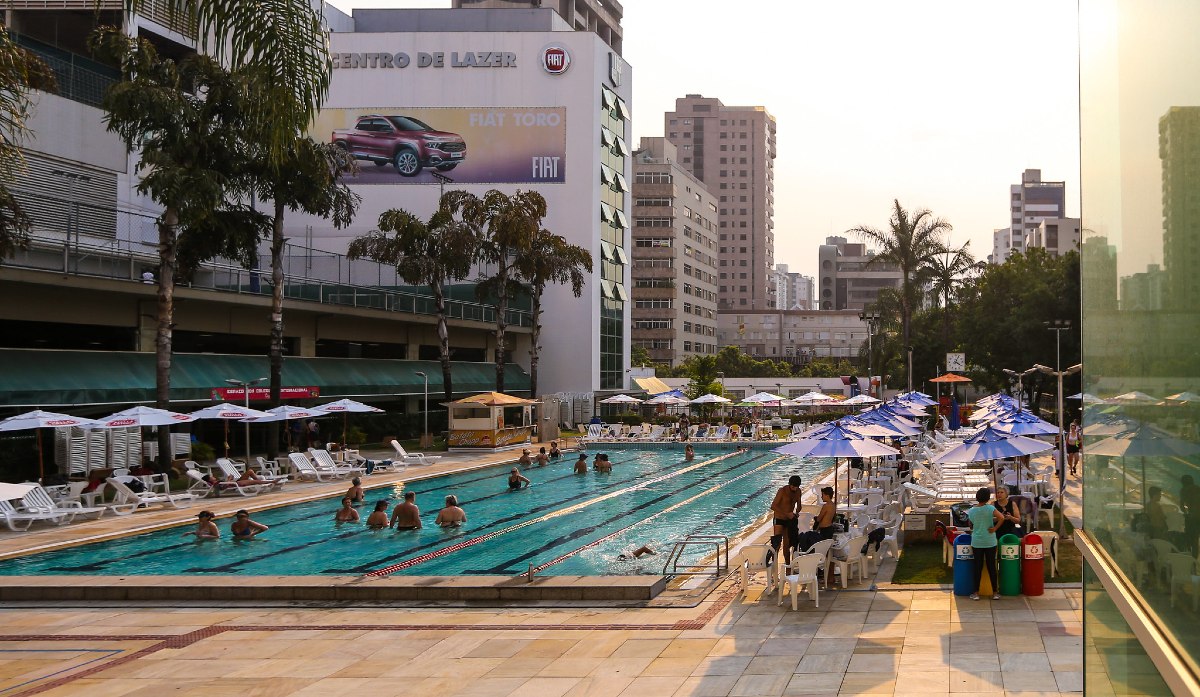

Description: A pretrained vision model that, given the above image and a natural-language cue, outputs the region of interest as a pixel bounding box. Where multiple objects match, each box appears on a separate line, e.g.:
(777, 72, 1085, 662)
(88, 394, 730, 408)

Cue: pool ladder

(661, 534, 729, 579)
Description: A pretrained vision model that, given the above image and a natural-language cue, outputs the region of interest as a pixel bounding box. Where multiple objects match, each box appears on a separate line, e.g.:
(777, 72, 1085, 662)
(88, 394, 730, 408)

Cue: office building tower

(663, 94, 777, 315)
(1160, 106, 1200, 309)
(629, 138, 719, 367)
(994, 169, 1066, 264)
(773, 264, 814, 310)
(816, 236, 902, 311)
(1024, 217, 1080, 257)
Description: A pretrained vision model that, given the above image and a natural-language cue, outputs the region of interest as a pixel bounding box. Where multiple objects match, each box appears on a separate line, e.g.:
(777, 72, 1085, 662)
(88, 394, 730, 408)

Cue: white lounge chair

(0, 499, 68, 530)
(215, 459, 287, 490)
(107, 477, 194, 510)
(185, 469, 268, 498)
(642, 425, 667, 442)
(19, 484, 107, 522)
(287, 452, 347, 481)
(579, 424, 605, 443)
(310, 449, 367, 476)
(388, 440, 443, 466)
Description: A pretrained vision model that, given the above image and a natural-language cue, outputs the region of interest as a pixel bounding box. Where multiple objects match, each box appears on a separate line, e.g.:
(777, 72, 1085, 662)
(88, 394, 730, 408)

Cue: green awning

(0, 349, 530, 408)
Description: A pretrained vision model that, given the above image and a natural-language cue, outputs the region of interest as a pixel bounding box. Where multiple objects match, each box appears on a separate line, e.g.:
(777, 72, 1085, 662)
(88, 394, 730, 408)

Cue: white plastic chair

(1166, 552, 1199, 610)
(389, 440, 443, 466)
(828, 534, 868, 589)
(739, 544, 776, 599)
(1034, 530, 1059, 577)
(779, 552, 822, 610)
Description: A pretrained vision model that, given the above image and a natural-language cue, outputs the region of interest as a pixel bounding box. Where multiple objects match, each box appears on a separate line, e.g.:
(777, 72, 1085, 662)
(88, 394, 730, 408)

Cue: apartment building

(993, 168, 1066, 264)
(629, 138, 719, 367)
(452, 0, 623, 54)
(773, 263, 814, 310)
(715, 309, 868, 364)
(816, 236, 902, 311)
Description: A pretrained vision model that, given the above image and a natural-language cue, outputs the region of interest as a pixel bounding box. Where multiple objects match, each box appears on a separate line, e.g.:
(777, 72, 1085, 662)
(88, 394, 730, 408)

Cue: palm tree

(928, 242, 975, 310)
(0, 28, 55, 260)
(348, 198, 475, 404)
(848, 200, 951, 390)
(446, 189, 546, 393)
(251, 138, 359, 457)
(514, 228, 592, 396)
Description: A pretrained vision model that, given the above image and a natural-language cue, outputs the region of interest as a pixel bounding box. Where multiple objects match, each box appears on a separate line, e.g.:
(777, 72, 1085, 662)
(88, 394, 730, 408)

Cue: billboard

(316, 107, 566, 185)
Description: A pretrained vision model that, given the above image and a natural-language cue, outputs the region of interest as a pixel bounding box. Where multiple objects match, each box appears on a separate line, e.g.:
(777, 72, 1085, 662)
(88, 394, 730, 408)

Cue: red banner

(211, 386, 320, 401)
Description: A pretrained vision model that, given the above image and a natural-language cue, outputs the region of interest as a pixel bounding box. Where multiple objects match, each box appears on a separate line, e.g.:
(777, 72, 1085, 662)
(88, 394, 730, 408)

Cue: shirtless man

(574, 453, 589, 474)
(365, 500, 390, 528)
(770, 475, 804, 563)
(345, 477, 364, 504)
(435, 495, 467, 527)
(594, 453, 612, 473)
(518, 449, 533, 466)
(389, 491, 422, 530)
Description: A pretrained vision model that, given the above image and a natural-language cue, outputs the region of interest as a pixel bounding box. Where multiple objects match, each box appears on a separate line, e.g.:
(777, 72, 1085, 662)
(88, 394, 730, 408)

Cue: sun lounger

(19, 483, 107, 522)
(309, 449, 366, 476)
(215, 459, 288, 490)
(185, 469, 268, 498)
(388, 440, 443, 466)
(287, 452, 347, 481)
(580, 424, 604, 443)
(0, 499, 70, 530)
(107, 477, 194, 510)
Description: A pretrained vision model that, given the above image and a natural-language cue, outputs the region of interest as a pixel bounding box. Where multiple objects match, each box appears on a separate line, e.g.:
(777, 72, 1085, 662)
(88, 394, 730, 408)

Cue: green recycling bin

(999, 533, 1022, 596)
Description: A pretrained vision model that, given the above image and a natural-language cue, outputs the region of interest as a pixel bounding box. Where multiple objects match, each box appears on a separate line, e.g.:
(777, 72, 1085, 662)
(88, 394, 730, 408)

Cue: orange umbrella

(929, 373, 972, 383)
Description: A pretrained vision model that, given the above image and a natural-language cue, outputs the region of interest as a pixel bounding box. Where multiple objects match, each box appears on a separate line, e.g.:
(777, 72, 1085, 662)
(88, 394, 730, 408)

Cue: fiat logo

(542, 46, 570, 74)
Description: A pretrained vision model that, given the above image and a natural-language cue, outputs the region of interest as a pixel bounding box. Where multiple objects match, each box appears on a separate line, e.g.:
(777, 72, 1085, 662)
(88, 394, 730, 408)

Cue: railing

(661, 534, 729, 580)
(13, 34, 120, 109)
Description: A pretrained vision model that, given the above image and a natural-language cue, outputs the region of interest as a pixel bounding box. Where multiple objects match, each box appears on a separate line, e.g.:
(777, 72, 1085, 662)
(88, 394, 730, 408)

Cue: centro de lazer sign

(332, 51, 518, 69)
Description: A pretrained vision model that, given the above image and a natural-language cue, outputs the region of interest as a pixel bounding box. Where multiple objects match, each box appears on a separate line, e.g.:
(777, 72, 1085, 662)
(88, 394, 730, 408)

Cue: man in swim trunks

(770, 475, 803, 563)
(435, 495, 467, 527)
(389, 491, 422, 530)
(508, 467, 531, 490)
(574, 453, 588, 474)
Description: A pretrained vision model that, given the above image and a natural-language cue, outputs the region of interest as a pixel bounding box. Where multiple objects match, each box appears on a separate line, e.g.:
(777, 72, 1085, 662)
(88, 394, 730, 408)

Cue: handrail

(6, 231, 533, 327)
(661, 534, 729, 579)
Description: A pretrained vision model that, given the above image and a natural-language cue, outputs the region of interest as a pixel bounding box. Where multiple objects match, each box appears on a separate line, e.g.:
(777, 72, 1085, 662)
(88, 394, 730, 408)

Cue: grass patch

(892, 508, 1082, 585)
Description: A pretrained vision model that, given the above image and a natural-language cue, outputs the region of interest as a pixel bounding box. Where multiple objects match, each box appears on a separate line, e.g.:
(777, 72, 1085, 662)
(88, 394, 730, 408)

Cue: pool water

(0, 449, 828, 577)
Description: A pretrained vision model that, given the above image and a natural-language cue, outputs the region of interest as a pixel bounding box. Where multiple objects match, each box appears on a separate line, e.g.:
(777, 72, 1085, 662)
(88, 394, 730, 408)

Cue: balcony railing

(13, 34, 120, 109)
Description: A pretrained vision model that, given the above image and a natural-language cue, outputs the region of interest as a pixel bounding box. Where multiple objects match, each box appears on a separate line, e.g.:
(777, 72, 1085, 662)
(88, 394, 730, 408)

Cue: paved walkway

(0, 442, 1093, 696)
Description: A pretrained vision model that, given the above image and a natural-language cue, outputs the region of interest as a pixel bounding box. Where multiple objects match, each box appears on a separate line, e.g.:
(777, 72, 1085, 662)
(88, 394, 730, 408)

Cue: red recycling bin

(1022, 533, 1044, 596)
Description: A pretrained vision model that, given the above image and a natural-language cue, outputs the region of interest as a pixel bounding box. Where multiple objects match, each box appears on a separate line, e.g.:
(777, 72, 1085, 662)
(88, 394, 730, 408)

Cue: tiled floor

(0, 584, 1084, 696)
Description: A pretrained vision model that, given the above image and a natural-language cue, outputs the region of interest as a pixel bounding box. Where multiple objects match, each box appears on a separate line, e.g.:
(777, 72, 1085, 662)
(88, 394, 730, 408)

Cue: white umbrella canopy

(645, 393, 689, 405)
(92, 406, 197, 429)
(0, 410, 98, 482)
(188, 403, 272, 420)
(744, 391, 788, 403)
(1108, 391, 1158, 404)
(690, 393, 732, 404)
(0, 482, 37, 501)
(599, 394, 644, 404)
(1164, 391, 1200, 404)
(842, 394, 881, 406)
(314, 398, 385, 414)
(793, 391, 834, 403)
(240, 405, 330, 423)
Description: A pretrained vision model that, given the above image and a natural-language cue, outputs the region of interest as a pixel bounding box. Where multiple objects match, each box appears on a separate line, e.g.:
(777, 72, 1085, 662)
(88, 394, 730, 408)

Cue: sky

(324, 0, 1081, 279)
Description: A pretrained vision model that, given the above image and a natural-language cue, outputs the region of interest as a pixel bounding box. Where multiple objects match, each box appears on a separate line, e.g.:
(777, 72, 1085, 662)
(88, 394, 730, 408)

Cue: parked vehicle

(332, 115, 467, 176)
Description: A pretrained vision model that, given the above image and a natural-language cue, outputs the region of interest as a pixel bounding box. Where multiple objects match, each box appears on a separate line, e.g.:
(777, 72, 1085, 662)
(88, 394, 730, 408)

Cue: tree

(0, 27, 55, 260)
(848, 200, 951, 391)
(514, 228, 592, 397)
(928, 241, 975, 345)
(631, 345, 653, 368)
(348, 197, 475, 404)
(447, 189, 546, 393)
(92, 31, 268, 467)
(249, 138, 359, 457)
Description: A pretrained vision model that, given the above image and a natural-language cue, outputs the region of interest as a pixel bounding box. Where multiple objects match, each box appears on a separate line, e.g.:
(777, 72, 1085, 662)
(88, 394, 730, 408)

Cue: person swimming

(230, 509, 268, 539)
(508, 467, 531, 490)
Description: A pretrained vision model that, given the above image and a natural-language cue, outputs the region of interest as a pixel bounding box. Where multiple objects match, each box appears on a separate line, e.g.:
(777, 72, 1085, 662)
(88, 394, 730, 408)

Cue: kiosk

(445, 392, 538, 452)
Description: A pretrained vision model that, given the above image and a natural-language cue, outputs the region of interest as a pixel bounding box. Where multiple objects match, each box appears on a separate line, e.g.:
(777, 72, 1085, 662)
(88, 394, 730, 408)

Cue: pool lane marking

(364, 451, 748, 578)
(528, 455, 788, 574)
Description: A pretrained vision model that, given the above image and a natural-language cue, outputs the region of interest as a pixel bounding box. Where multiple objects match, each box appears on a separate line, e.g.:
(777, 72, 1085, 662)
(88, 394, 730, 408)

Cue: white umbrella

(599, 394, 644, 404)
(93, 406, 196, 428)
(0, 482, 37, 501)
(314, 398, 384, 444)
(239, 405, 330, 423)
(793, 391, 834, 403)
(0, 410, 98, 482)
(1108, 391, 1158, 404)
(690, 394, 732, 404)
(745, 391, 789, 403)
(1164, 391, 1200, 404)
(645, 393, 689, 405)
(842, 394, 881, 406)
(189, 403, 273, 459)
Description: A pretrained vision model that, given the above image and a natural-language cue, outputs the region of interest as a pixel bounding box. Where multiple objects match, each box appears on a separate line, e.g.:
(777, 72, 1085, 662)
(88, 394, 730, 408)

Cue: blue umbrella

(948, 397, 961, 431)
(775, 425, 900, 506)
(992, 411, 1059, 436)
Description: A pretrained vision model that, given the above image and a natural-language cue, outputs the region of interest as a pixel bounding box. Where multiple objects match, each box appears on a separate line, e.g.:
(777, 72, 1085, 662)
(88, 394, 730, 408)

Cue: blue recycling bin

(953, 532, 975, 596)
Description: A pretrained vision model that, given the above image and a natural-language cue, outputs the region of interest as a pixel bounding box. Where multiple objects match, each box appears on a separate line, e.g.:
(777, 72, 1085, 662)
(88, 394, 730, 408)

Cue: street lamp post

(414, 371, 430, 448)
(1002, 367, 1038, 411)
(225, 377, 268, 464)
(859, 311, 879, 398)
(1036, 319, 1081, 536)
(717, 371, 725, 422)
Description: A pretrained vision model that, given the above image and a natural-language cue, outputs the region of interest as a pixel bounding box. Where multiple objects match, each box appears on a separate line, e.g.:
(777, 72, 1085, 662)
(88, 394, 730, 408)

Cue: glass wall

(1080, 0, 1200, 690)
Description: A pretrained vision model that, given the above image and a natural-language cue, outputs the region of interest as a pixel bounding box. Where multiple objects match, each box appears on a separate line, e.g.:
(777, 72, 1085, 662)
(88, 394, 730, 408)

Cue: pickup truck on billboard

(331, 114, 467, 176)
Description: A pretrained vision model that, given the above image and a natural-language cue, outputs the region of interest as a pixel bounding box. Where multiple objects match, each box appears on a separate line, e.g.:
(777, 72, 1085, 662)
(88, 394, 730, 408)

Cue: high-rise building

(663, 95, 777, 317)
(629, 138, 719, 367)
(1160, 106, 1200, 309)
(816, 236, 902, 311)
(772, 264, 814, 310)
(994, 169, 1066, 264)
(1080, 235, 1118, 312)
(715, 309, 868, 364)
(451, 0, 623, 54)
(1024, 216, 1081, 257)
(1119, 263, 1165, 311)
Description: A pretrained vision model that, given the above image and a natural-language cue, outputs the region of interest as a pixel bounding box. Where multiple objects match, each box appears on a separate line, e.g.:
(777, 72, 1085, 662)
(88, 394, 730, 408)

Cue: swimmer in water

(435, 495, 467, 527)
(617, 545, 656, 560)
(366, 500, 389, 528)
(574, 453, 588, 474)
(230, 509, 268, 539)
(186, 510, 219, 539)
(334, 496, 360, 523)
(684, 444, 695, 462)
(507, 467, 531, 490)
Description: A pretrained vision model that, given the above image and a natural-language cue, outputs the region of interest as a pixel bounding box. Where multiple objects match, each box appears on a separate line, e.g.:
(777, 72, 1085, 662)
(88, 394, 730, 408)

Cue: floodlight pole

(414, 371, 430, 448)
(717, 372, 725, 423)
(225, 377, 268, 465)
(859, 311, 879, 398)
(1002, 367, 1038, 411)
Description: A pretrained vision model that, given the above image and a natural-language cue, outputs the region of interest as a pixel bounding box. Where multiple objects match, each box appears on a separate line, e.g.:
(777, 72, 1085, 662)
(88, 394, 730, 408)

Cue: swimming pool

(0, 449, 829, 577)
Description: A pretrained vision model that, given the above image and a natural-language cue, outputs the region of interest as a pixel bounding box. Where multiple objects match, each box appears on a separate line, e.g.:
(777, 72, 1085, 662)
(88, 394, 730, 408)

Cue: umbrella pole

(224, 420, 230, 458)
(36, 428, 44, 484)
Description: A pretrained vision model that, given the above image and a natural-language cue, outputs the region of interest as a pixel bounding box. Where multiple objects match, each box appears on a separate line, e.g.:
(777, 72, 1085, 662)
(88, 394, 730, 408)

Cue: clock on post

(946, 352, 966, 372)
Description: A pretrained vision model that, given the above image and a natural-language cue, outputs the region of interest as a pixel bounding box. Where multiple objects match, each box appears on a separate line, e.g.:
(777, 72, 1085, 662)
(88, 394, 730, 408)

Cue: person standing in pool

(535, 447, 550, 467)
(334, 496, 360, 523)
(549, 442, 562, 459)
(230, 510, 268, 539)
(366, 500, 390, 528)
(435, 495, 467, 527)
(345, 477, 365, 504)
(390, 491, 422, 530)
(508, 467, 531, 490)
(574, 453, 588, 474)
(518, 449, 533, 466)
(684, 444, 695, 462)
(594, 453, 612, 473)
(186, 511, 219, 539)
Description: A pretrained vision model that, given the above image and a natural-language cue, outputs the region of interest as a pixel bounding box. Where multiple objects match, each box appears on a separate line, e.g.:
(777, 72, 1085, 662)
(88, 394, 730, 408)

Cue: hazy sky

(325, 0, 1081, 279)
